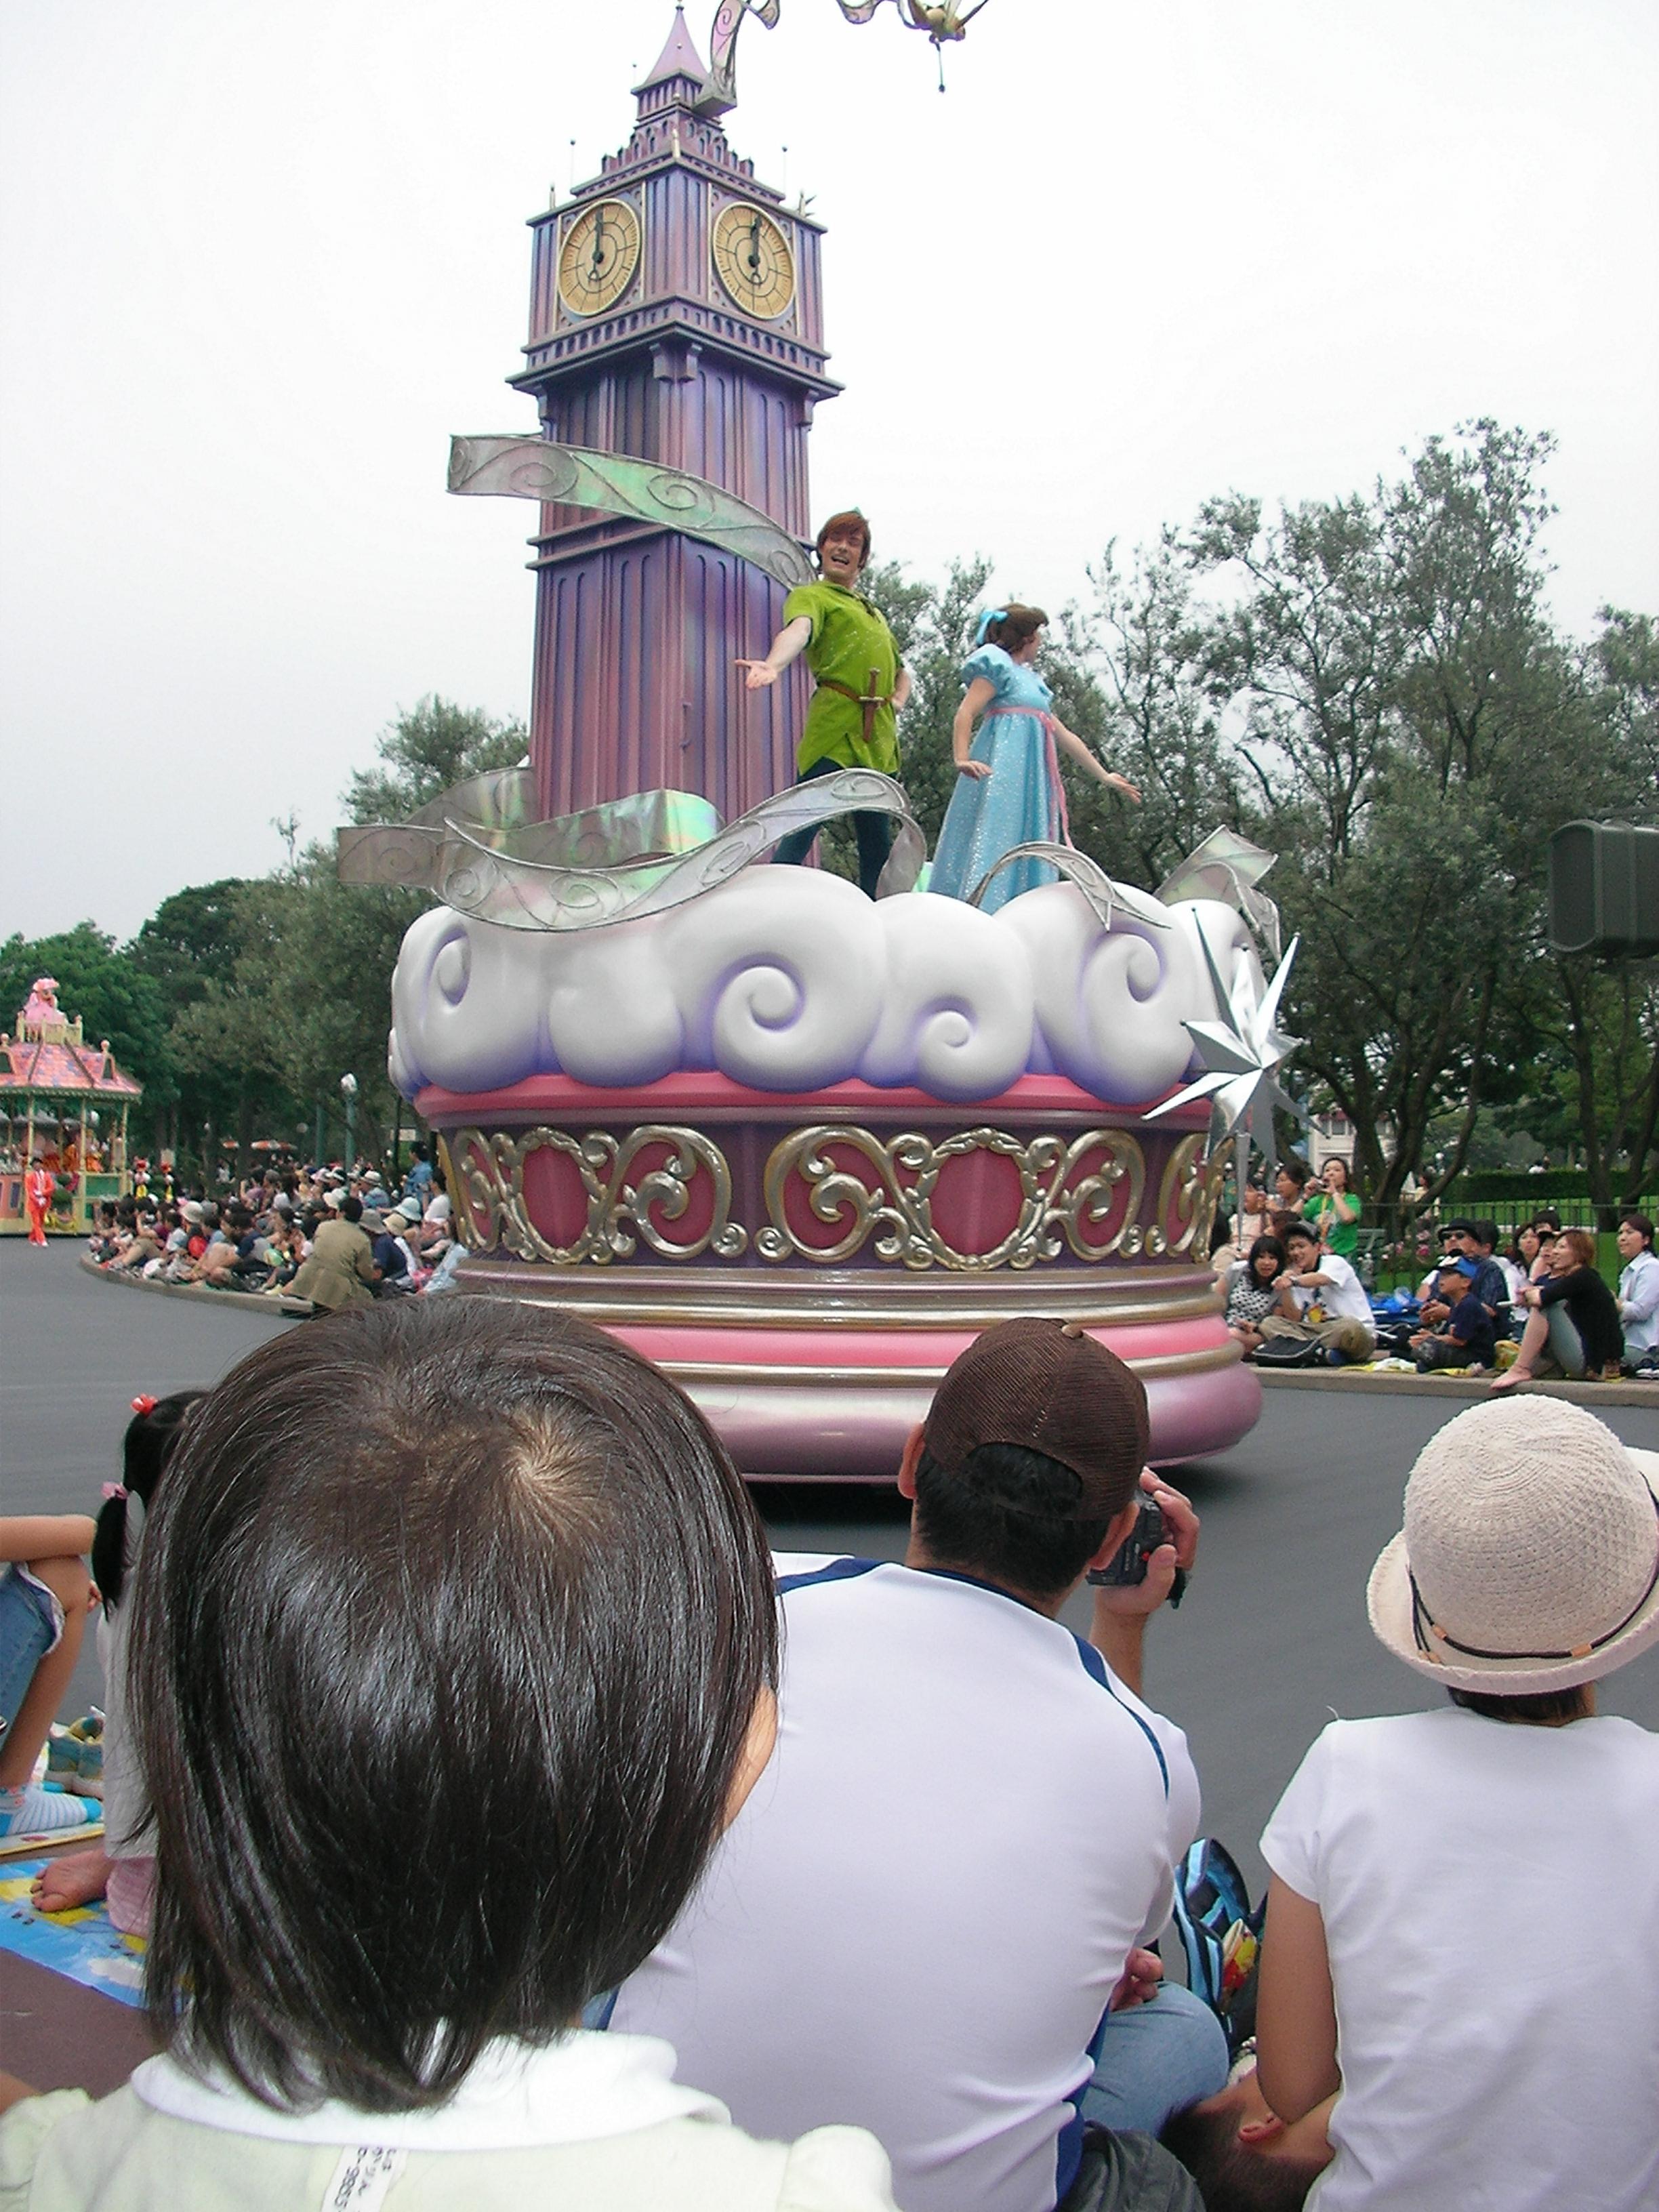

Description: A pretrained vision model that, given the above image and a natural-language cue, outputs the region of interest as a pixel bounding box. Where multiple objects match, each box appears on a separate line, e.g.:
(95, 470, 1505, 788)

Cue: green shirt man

(741, 511, 912, 896)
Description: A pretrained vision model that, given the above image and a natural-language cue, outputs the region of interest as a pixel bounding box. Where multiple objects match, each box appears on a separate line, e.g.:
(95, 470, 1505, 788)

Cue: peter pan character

(739, 510, 912, 897)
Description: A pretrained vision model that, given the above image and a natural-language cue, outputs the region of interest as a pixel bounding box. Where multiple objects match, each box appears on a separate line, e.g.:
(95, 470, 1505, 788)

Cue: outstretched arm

(1052, 719, 1141, 802)
(737, 615, 813, 691)
(951, 676, 998, 779)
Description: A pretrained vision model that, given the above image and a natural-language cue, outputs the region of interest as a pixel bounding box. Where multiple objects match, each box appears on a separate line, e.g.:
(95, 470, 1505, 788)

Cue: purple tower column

(512, 13, 840, 821)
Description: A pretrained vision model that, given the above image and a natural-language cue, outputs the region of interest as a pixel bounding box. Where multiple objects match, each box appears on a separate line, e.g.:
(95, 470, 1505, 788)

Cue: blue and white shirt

(611, 1554, 1200, 2212)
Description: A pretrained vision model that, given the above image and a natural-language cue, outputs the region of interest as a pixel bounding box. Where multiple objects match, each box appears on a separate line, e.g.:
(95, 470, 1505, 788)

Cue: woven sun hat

(1368, 1398, 1659, 1694)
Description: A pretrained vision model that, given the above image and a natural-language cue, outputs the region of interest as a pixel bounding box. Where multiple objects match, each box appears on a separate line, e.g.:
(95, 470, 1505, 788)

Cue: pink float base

(600, 1322, 1260, 1480)
(427, 1070, 1261, 1480)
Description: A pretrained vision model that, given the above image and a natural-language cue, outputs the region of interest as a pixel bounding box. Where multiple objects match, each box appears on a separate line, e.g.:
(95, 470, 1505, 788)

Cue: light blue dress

(927, 644, 1064, 914)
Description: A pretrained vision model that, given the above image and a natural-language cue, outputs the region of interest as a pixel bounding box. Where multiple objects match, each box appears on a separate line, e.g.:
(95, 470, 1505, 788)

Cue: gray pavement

(7, 1237, 1659, 1891)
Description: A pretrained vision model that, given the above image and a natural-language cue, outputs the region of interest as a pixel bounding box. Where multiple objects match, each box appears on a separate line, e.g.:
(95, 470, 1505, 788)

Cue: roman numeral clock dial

(556, 198, 642, 319)
(712, 201, 796, 322)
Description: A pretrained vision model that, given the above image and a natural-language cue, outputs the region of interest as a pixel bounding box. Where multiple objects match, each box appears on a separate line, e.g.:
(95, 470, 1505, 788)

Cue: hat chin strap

(1410, 1490, 1659, 1666)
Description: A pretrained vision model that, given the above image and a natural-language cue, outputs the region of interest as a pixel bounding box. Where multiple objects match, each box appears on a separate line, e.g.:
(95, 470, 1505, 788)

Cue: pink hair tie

(102, 1482, 127, 1502)
(130, 1394, 157, 1416)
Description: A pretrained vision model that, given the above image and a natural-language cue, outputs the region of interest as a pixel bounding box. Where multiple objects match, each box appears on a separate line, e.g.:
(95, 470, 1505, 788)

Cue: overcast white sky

(3, 0, 1656, 945)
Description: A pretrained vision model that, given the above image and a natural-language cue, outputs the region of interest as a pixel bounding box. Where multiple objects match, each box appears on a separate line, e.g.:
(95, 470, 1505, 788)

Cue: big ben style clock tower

(513, 11, 838, 821)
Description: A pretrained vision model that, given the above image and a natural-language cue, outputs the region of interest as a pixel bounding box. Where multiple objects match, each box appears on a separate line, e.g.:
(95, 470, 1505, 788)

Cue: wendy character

(927, 605, 1139, 914)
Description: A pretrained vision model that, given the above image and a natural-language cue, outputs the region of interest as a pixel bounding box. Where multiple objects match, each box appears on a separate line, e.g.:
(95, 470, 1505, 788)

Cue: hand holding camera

(1088, 1470, 1196, 1612)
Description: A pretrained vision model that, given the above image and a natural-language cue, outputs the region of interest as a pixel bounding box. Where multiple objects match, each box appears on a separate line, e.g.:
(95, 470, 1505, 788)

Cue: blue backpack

(1170, 1837, 1265, 2058)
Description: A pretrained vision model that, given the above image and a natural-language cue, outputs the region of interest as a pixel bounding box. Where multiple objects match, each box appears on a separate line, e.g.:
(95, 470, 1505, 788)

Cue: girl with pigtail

(926, 603, 1141, 915)
(31, 1391, 203, 1929)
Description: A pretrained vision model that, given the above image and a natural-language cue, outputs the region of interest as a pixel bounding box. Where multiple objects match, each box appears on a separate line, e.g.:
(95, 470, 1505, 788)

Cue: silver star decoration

(1145, 920, 1304, 1179)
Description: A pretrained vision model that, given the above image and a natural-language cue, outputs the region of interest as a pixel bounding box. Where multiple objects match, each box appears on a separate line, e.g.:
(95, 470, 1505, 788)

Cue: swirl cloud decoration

(390, 869, 1257, 1106)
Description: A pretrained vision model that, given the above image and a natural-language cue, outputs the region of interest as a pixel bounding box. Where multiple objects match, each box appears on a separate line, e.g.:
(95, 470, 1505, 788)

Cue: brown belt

(818, 667, 893, 747)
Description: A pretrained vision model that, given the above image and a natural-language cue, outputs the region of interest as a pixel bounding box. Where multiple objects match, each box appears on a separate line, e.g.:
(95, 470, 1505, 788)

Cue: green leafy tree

(342, 694, 527, 825)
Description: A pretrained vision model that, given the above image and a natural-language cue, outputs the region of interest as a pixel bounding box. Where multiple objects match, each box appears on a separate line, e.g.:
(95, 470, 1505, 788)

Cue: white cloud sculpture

(388, 869, 1258, 1107)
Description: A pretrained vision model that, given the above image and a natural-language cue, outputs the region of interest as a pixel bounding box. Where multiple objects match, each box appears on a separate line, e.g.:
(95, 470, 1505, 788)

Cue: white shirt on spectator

(612, 1553, 1199, 2212)
(1291, 1252, 1373, 1330)
(1617, 1248, 1659, 1355)
(1262, 1708, 1659, 2212)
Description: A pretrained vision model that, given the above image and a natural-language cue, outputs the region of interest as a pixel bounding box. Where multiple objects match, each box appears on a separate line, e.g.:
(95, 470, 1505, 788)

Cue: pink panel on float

(417, 1071, 1210, 1124)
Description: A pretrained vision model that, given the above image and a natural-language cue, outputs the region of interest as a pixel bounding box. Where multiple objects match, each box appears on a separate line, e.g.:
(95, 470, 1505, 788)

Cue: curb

(1256, 1366, 1659, 1410)
(79, 1255, 310, 1319)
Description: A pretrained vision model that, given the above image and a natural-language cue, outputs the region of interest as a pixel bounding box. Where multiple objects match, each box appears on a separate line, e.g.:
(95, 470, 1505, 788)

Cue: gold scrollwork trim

(1147, 1132, 1227, 1260)
(758, 1125, 1156, 1272)
(448, 1124, 746, 1266)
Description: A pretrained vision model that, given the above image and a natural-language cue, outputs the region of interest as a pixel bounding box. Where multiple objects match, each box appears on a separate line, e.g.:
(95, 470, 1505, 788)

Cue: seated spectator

(1225, 1235, 1288, 1357)
(1415, 1223, 1464, 1307)
(260, 1215, 307, 1291)
(1492, 1225, 1623, 1390)
(422, 1239, 468, 1296)
(1409, 1256, 1498, 1372)
(610, 1318, 1223, 2212)
(1269, 1160, 1309, 1239)
(31, 1394, 203, 1927)
(1212, 1181, 1269, 1282)
(0, 1515, 100, 1839)
(1258, 1223, 1376, 1364)
(1444, 1218, 1509, 1331)
(0, 1304, 896, 2209)
(1616, 1212, 1659, 1371)
(1255, 1399, 1659, 2211)
(285, 1191, 377, 1311)
(371, 1207, 419, 1294)
(1160, 2062, 1334, 2209)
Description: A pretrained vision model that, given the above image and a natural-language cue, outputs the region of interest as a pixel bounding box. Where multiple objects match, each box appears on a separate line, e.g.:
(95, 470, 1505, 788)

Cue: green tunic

(783, 581, 901, 777)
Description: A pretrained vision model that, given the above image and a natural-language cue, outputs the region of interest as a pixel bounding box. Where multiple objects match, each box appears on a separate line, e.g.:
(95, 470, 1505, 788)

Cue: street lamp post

(340, 1073, 358, 1174)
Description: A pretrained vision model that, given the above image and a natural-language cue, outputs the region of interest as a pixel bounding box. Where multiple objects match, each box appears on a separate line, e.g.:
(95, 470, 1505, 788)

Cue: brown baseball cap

(922, 1317, 1149, 1518)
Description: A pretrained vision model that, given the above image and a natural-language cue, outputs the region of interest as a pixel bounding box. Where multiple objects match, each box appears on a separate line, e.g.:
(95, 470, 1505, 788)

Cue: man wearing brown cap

(611, 1318, 1219, 2212)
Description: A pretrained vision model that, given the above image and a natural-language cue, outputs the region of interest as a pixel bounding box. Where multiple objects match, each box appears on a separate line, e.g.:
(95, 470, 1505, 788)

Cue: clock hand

(590, 207, 606, 275)
(745, 212, 762, 276)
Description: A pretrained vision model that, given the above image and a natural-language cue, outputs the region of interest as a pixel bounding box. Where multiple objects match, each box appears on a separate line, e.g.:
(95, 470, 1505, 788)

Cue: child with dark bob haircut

(0, 1300, 897, 2211)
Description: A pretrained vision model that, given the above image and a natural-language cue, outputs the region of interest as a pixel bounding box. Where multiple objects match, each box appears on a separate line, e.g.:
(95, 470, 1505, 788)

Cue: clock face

(556, 199, 642, 319)
(712, 202, 796, 321)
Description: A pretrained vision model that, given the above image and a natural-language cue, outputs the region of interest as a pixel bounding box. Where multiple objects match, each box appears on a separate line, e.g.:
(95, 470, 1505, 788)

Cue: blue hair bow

(974, 607, 1008, 646)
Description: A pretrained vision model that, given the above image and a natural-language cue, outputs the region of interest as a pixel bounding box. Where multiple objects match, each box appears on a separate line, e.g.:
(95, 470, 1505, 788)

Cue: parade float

(0, 979, 142, 1237)
(346, 11, 1295, 1475)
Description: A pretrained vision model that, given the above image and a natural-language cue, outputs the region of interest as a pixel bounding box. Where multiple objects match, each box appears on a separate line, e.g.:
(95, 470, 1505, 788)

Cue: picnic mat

(0, 1817, 104, 1861)
(0, 1861, 146, 2007)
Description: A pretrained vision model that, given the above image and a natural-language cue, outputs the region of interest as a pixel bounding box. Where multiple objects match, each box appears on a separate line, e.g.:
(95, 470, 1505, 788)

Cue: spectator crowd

(86, 1142, 465, 1307)
(1214, 1156, 1659, 1386)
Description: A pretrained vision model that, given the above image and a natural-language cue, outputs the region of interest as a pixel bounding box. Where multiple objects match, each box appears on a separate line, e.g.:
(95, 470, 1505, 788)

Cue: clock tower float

(348, 14, 1271, 1476)
(516, 11, 832, 821)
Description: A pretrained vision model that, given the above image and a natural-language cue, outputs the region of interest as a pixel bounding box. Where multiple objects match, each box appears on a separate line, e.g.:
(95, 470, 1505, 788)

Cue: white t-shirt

(1618, 1248, 1659, 1355)
(1290, 1252, 1373, 1330)
(1261, 1708, 1659, 2212)
(613, 1555, 1199, 2212)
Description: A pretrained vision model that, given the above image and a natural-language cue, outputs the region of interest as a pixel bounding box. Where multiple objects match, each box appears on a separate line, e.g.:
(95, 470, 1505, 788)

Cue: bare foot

(1490, 1367, 1533, 1395)
(30, 1847, 112, 1915)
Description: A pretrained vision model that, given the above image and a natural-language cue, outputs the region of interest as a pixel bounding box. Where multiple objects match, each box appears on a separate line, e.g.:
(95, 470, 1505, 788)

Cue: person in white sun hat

(1252, 1397, 1659, 2212)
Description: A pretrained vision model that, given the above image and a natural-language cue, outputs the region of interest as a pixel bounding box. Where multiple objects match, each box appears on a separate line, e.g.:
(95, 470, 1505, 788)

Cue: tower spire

(633, 6, 709, 116)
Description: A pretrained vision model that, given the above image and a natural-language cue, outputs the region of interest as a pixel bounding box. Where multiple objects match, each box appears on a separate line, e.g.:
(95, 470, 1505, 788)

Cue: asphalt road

(7, 1237, 1659, 1890)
